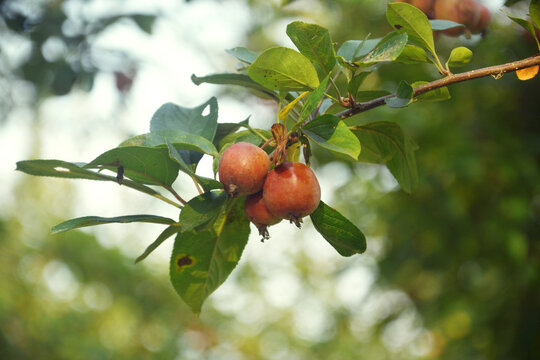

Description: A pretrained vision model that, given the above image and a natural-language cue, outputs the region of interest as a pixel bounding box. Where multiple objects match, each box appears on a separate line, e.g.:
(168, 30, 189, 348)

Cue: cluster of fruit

(218, 141, 321, 240)
(397, 0, 491, 36)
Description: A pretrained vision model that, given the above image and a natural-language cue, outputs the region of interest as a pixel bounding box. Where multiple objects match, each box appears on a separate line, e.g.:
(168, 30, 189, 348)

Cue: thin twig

(190, 175, 204, 195)
(153, 194, 183, 208)
(163, 185, 187, 205)
(335, 54, 540, 119)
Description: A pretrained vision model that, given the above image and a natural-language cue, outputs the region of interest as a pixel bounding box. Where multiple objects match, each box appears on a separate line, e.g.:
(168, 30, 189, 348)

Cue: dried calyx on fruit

(263, 161, 321, 228)
(218, 142, 270, 197)
(269, 123, 288, 166)
(244, 192, 281, 241)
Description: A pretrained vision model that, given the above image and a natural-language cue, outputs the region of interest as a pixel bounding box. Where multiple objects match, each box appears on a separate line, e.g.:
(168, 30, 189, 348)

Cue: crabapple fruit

(244, 192, 281, 240)
(395, 0, 435, 17)
(468, 2, 491, 34)
(433, 0, 467, 36)
(263, 162, 321, 226)
(434, 0, 491, 36)
(218, 142, 270, 197)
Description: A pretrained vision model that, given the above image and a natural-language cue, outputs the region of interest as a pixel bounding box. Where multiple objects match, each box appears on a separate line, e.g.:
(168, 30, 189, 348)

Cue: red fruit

(218, 142, 270, 197)
(468, 3, 491, 34)
(434, 0, 491, 36)
(395, 0, 435, 17)
(433, 0, 468, 36)
(244, 192, 281, 240)
(263, 162, 321, 226)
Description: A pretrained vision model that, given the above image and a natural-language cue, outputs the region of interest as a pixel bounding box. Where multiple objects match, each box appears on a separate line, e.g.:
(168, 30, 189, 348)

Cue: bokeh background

(1, 0, 539, 359)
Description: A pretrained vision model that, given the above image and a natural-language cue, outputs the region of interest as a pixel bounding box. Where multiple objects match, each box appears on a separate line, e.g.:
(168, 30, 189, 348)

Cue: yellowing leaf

(516, 65, 539, 81)
(286, 141, 301, 162)
(278, 91, 308, 121)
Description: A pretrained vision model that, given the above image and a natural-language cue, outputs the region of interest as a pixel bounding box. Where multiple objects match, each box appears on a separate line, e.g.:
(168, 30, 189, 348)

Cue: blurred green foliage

(0, 0, 148, 120)
(2, 0, 539, 359)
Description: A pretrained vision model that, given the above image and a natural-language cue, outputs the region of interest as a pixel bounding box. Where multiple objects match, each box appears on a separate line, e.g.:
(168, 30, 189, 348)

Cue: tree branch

(336, 54, 540, 119)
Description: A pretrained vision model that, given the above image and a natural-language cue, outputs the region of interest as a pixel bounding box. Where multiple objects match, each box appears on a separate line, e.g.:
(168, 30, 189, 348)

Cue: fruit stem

(260, 137, 274, 150)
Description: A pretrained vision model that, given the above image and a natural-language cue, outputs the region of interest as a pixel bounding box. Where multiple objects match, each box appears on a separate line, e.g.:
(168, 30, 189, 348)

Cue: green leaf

(179, 191, 228, 232)
(217, 129, 270, 150)
(84, 146, 179, 186)
(429, 19, 465, 31)
(296, 75, 330, 125)
(396, 44, 431, 64)
(52, 215, 176, 234)
(337, 39, 380, 62)
(386, 2, 436, 58)
(135, 225, 180, 263)
(506, 13, 540, 49)
(385, 80, 414, 108)
(248, 47, 320, 92)
(150, 99, 218, 166)
(167, 143, 223, 192)
(531, 0, 540, 30)
(16, 159, 115, 181)
(213, 119, 250, 148)
(15, 159, 163, 197)
(412, 81, 451, 102)
(169, 197, 250, 314)
(355, 90, 392, 102)
(225, 47, 258, 64)
(357, 32, 408, 65)
(131, 15, 155, 34)
(151, 99, 218, 140)
(120, 129, 218, 157)
(348, 73, 370, 97)
(286, 21, 336, 73)
(191, 73, 279, 101)
(446, 47, 473, 68)
(302, 114, 361, 160)
(352, 121, 418, 193)
(336, 56, 359, 72)
(310, 201, 366, 256)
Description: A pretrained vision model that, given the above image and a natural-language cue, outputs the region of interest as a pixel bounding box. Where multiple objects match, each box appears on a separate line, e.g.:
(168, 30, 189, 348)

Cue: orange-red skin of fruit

(263, 162, 321, 220)
(395, 0, 435, 16)
(434, 0, 467, 36)
(218, 142, 270, 196)
(244, 192, 281, 227)
(434, 0, 491, 36)
(468, 3, 491, 34)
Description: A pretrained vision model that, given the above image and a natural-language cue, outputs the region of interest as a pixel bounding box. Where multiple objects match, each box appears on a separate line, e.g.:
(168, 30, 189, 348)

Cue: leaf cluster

(15, 2, 540, 314)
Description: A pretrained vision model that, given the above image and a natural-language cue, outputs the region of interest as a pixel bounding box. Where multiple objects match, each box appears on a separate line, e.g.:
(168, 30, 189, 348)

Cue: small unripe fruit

(219, 142, 270, 197)
(244, 192, 281, 240)
(263, 162, 321, 226)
